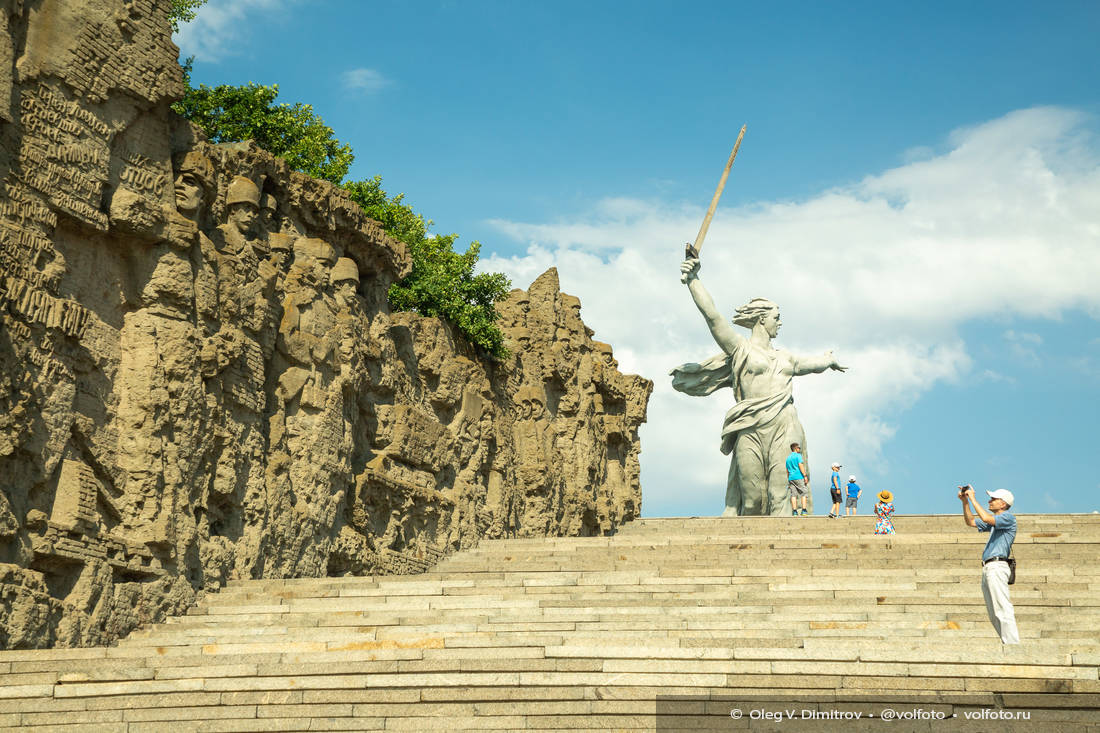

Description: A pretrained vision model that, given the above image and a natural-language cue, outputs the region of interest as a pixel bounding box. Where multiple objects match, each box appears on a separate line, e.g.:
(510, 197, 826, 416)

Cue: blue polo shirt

(785, 452, 805, 481)
(831, 471, 840, 490)
(975, 512, 1017, 563)
(847, 481, 860, 497)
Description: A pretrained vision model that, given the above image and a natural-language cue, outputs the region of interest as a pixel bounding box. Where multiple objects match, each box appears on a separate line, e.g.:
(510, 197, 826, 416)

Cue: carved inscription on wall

(0, 193, 58, 270)
(119, 154, 168, 199)
(17, 84, 112, 230)
(1, 277, 90, 338)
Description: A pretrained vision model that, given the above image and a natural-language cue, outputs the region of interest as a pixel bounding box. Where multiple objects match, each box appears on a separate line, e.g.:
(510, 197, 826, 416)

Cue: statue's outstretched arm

(680, 258, 740, 353)
(791, 349, 847, 375)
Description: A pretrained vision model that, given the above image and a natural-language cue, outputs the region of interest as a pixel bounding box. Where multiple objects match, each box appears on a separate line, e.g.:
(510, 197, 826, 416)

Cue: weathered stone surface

(0, 0, 652, 649)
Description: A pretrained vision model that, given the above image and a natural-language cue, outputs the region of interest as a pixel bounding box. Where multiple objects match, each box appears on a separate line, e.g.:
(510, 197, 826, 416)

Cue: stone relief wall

(0, 0, 652, 648)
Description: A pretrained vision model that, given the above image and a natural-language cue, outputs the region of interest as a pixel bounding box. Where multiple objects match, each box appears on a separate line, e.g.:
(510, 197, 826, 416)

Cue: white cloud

(174, 0, 291, 63)
(978, 369, 1016, 384)
(1004, 331, 1042, 345)
(482, 107, 1100, 517)
(1003, 330, 1043, 366)
(341, 68, 393, 95)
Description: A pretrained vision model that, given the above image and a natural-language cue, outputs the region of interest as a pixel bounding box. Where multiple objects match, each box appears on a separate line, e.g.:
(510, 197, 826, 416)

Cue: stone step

(61, 616, 1100, 644)
(150, 606, 1099, 631)
(108, 632, 1095, 657)
(208, 575, 1095, 602)
(125, 616, 1091, 641)
(206, 572, 1097, 595)
(433, 556, 1094, 571)
(0, 684, 1093, 713)
(446, 540, 1096, 552)
(466, 534, 1100, 548)
(182, 589, 1100, 611)
(12, 666, 1091, 704)
(437, 551, 1097, 565)
(224, 560, 1095, 586)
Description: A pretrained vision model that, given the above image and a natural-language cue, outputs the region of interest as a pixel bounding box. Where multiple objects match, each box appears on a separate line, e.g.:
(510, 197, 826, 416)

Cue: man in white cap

(828, 462, 843, 518)
(959, 485, 1019, 644)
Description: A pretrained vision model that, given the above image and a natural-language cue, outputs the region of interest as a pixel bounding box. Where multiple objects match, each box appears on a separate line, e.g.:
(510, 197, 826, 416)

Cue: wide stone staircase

(1, 514, 1098, 731)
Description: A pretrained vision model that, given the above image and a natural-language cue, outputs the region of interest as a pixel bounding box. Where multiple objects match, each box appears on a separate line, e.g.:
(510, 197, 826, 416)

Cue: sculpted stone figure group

(673, 257, 845, 516)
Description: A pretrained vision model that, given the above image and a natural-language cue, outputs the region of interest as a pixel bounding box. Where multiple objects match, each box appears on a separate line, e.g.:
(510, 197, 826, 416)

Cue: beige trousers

(981, 560, 1020, 644)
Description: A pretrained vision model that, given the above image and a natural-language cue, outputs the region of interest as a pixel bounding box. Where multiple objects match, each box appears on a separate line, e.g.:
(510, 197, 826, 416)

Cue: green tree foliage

(345, 178, 511, 358)
(172, 82, 354, 184)
(168, 0, 208, 33)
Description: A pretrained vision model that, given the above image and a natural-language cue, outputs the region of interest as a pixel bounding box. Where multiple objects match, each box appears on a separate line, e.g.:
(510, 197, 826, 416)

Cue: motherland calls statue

(671, 257, 846, 516)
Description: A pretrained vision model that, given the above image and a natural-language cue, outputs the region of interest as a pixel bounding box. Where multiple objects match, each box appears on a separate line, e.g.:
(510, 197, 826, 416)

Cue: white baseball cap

(987, 489, 1014, 507)
(831, 462, 842, 468)
(848, 475, 857, 482)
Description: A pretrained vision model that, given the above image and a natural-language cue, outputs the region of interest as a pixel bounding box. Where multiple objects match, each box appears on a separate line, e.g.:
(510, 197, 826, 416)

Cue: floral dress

(874, 501, 895, 534)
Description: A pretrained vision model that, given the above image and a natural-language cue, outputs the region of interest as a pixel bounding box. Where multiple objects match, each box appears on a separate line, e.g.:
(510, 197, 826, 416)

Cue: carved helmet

(226, 176, 261, 207)
(294, 237, 337, 266)
(172, 150, 214, 191)
(330, 257, 359, 284)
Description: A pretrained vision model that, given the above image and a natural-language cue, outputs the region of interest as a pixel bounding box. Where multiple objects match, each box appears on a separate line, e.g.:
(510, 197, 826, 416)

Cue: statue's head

(329, 257, 360, 305)
(291, 237, 337, 286)
(594, 341, 617, 368)
(260, 192, 280, 232)
(733, 297, 781, 337)
(172, 150, 214, 217)
(225, 176, 261, 237)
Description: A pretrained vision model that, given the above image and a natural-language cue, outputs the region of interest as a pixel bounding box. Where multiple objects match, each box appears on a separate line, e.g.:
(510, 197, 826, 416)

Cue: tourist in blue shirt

(785, 443, 809, 516)
(960, 485, 1019, 644)
(844, 476, 861, 516)
(828, 462, 843, 518)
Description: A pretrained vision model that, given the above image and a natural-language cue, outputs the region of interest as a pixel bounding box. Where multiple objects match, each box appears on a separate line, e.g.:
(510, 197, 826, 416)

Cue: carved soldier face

(260, 209, 278, 232)
(174, 171, 205, 216)
(332, 278, 357, 308)
(556, 332, 575, 361)
(227, 202, 259, 238)
(260, 195, 279, 233)
(761, 308, 782, 338)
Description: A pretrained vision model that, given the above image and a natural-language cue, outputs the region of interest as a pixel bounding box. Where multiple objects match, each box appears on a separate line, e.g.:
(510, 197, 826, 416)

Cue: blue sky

(178, 1, 1100, 517)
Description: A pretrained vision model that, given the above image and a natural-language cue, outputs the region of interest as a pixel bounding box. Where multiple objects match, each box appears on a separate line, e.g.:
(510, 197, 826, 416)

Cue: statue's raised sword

(681, 124, 747, 283)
